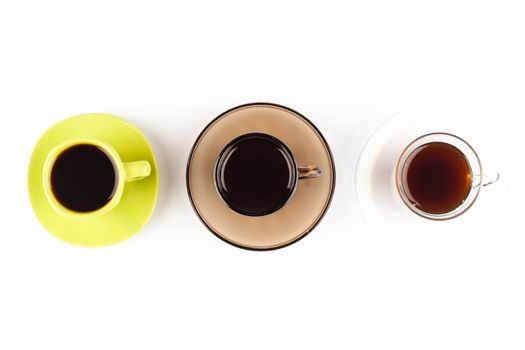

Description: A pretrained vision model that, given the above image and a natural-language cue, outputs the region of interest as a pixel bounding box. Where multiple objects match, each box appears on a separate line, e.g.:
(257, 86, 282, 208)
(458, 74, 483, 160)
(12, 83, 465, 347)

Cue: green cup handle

(124, 161, 151, 182)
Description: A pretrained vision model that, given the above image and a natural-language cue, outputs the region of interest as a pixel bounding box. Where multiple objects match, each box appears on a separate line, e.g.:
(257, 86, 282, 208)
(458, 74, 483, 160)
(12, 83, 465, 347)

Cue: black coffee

(51, 144, 117, 212)
(215, 133, 296, 216)
(403, 142, 471, 214)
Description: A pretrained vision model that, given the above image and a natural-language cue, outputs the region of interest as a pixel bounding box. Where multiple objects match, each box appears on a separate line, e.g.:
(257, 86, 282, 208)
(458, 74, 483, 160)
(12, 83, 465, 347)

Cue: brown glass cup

(187, 103, 335, 250)
(214, 132, 321, 217)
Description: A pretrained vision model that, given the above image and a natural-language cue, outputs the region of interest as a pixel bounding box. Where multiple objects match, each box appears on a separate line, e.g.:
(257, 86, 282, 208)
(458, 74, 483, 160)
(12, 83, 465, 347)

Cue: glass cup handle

(481, 171, 500, 187)
(298, 165, 322, 180)
(473, 171, 500, 188)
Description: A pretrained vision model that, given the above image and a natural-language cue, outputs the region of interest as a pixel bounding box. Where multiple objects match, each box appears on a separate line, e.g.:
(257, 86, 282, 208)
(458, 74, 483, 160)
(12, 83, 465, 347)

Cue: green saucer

(28, 114, 158, 247)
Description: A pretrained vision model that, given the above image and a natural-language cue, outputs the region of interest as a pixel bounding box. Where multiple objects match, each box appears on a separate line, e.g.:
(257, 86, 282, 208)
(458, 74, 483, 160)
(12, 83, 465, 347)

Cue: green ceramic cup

(42, 138, 151, 219)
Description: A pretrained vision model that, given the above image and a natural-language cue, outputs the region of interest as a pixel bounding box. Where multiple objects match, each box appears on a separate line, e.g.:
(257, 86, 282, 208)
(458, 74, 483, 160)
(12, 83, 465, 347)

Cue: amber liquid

(51, 144, 117, 212)
(403, 142, 472, 214)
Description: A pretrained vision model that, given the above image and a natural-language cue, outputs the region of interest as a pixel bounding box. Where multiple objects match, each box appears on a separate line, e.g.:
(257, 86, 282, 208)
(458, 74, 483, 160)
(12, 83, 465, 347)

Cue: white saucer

(354, 106, 506, 258)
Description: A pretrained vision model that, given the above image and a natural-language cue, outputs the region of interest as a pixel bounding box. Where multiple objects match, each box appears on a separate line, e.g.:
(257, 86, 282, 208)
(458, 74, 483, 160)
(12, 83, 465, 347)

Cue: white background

(1, 1, 524, 349)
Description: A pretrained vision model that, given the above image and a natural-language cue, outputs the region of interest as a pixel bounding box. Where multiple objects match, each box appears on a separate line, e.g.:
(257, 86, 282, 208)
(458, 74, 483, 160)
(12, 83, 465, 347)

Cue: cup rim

(42, 139, 125, 218)
(214, 132, 299, 217)
(395, 132, 483, 220)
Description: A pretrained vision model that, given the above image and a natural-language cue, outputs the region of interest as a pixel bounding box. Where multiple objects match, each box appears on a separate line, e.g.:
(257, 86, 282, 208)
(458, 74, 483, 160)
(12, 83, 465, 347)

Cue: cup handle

(481, 171, 500, 187)
(473, 171, 500, 188)
(298, 165, 322, 180)
(124, 161, 151, 182)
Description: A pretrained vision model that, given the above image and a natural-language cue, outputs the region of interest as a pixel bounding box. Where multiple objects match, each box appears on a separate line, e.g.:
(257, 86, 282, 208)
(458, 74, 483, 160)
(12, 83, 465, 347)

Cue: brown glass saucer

(186, 103, 335, 250)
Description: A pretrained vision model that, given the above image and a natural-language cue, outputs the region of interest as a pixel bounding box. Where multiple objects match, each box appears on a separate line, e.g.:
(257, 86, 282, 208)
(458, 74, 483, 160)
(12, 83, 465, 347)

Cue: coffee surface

(403, 142, 471, 214)
(51, 144, 117, 212)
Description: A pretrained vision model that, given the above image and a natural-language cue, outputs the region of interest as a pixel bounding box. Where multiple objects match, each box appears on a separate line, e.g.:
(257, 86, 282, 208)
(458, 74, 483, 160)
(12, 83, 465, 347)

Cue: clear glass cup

(396, 132, 499, 220)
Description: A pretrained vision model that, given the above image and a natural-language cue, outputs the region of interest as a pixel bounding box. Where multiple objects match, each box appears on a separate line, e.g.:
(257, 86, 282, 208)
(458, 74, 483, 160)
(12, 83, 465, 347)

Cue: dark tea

(215, 133, 296, 216)
(402, 142, 472, 214)
(51, 144, 117, 212)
